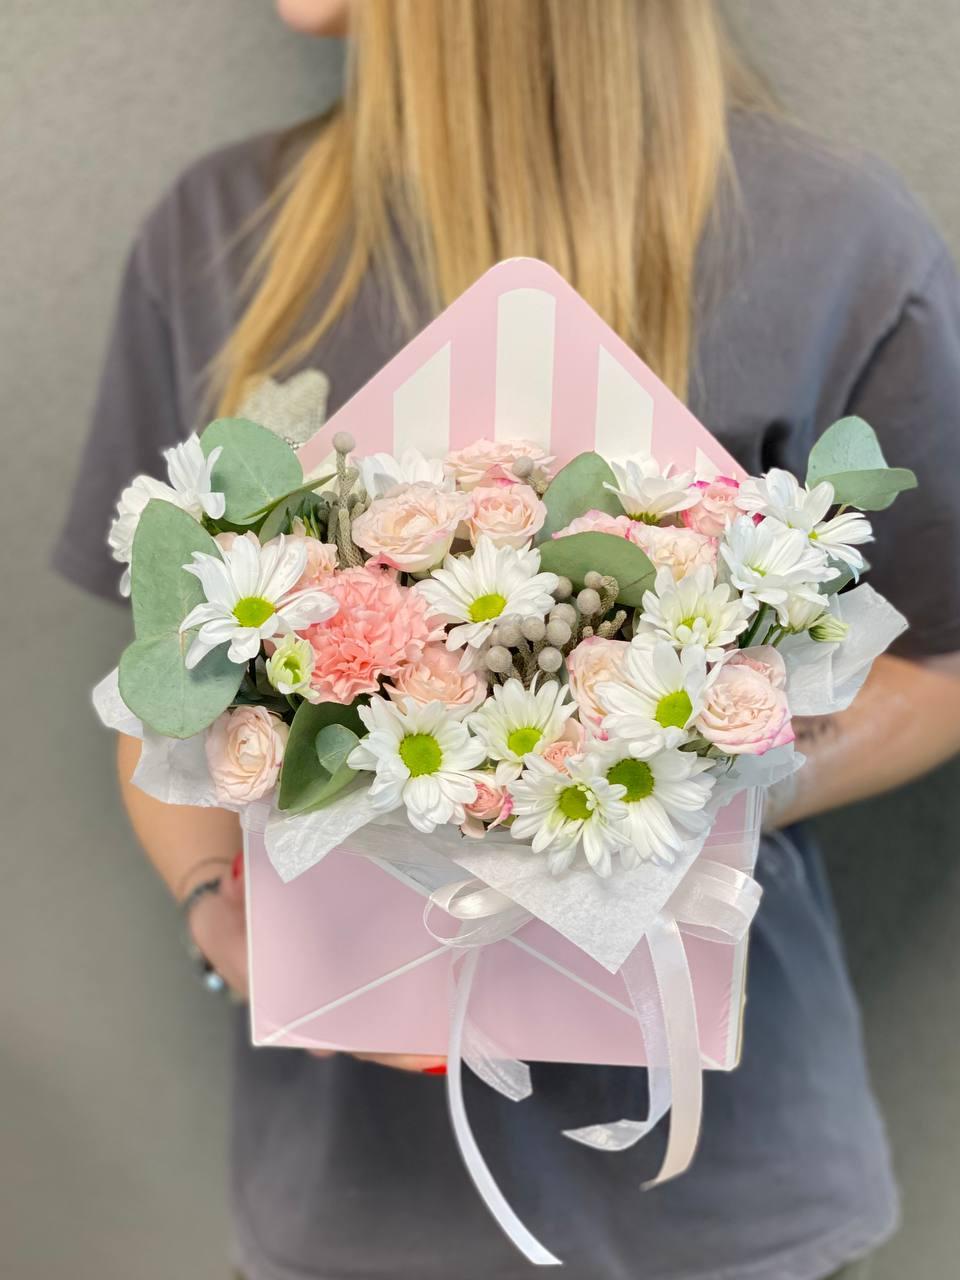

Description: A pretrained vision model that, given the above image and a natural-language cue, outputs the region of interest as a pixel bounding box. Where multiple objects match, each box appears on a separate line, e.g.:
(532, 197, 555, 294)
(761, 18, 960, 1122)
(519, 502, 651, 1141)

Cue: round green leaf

(537, 531, 656, 606)
(129, 499, 216, 638)
(118, 635, 241, 739)
(200, 418, 303, 525)
(278, 698, 368, 814)
(538, 452, 622, 542)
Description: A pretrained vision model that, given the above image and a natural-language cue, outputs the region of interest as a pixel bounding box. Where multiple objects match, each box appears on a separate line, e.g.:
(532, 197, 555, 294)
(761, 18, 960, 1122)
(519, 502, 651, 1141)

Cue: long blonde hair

(216, 0, 764, 413)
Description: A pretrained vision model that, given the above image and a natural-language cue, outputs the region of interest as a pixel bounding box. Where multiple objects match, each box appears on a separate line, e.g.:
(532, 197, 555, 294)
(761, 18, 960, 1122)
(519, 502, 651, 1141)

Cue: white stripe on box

(594, 347, 654, 459)
(393, 342, 452, 458)
(494, 289, 556, 449)
(694, 448, 721, 481)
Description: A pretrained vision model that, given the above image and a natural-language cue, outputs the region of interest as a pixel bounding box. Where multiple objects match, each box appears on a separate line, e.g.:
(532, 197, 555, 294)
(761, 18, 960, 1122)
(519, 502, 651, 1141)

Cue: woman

(56, 2, 960, 1278)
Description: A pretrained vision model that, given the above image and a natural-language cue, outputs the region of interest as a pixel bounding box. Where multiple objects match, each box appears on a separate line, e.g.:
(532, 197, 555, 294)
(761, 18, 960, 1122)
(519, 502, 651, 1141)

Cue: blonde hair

(216, 0, 764, 413)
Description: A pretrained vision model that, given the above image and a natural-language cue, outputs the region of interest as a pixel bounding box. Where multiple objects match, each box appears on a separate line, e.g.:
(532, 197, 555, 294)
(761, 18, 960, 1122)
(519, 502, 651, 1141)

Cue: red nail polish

(231, 852, 244, 881)
(422, 1064, 447, 1076)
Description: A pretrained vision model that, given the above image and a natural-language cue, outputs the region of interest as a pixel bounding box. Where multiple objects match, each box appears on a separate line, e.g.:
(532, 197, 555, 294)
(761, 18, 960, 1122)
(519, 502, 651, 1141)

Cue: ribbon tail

(446, 951, 561, 1267)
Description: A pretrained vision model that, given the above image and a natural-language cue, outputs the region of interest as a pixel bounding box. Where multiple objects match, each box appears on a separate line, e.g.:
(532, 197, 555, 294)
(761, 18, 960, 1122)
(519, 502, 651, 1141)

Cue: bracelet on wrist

(180, 876, 228, 994)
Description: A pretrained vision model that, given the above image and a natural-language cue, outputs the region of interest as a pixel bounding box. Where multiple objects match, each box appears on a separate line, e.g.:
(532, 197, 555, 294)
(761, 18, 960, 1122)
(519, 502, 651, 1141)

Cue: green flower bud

(265, 634, 314, 695)
(810, 614, 851, 643)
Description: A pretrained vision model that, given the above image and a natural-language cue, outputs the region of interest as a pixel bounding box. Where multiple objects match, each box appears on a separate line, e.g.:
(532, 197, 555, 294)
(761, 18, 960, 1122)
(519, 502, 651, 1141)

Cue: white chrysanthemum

(640, 566, 753, 661)
(604, 456, 698, 523)
(107, 434, 226, 595)
(179, 533, 338, 669)
(597, 637, 711, 751)
(720, 515, 838, 621)
(415, 536, 559, 659)
(585, 739, 716, 868)
(265, 633, 315, 695)
(359, 448, 450, 499)
(347, 697, 486, 834)
(780, 591, 828, 633)
(508, 755, 629, 877)
(467, 678, 577, 771)
(736, 468, 873, 571)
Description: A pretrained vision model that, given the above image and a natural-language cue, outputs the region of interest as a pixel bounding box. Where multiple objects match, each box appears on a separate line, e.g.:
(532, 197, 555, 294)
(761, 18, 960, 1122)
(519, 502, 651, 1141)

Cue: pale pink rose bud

(351, 483, 469, 572)
(696, 650, 794, 756)
(541, 740, 579, 773)
(460, 780, 512, 838)
(630, 523, 718, 581)
(465, 483, 547, 549)
(566, 637, 631, 723)
(386, 644, 487, 713)
(205, 706, 289, 804)
(552, 509, 643, 542)
(682, 476, 741, 538)
(443, 439, 556, 492)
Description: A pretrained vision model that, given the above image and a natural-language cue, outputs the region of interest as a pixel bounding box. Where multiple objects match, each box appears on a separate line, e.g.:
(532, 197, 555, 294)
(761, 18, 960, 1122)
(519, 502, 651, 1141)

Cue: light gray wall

(2, 3, 957, 1278)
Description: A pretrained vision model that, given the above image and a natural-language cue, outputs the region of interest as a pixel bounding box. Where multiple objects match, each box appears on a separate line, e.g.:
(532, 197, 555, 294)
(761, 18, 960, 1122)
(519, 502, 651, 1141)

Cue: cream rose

(465, 483, 547, 549)
(631, 523, 718, 582)
(205, 706, 289, 804)
(351, 483, 469, 572)
(553, 509, 643, 542)
(696, 648, 793, 756)
(444, 439, 555, 491)
(681, 476, 741, 537)
(386, 644, 487, 714)
(566, 637, 632, 724)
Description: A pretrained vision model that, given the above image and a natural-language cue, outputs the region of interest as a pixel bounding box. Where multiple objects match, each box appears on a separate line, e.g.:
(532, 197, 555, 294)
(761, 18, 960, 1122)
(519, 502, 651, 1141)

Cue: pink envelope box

(248, 258, 760, 1069)
(246, 790, 761, 1068)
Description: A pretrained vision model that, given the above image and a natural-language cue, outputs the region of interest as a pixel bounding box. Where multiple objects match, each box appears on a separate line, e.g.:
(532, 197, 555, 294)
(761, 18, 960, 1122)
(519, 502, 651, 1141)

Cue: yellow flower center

(399, 732, 443, 777)
(558, 784, 594, 822)
(233, 595, 276, 628)
(654, 690, 692, 729)
(507, 726, 543, 757)
(469, 592, 508, 622)
(607, 759, 655, 802)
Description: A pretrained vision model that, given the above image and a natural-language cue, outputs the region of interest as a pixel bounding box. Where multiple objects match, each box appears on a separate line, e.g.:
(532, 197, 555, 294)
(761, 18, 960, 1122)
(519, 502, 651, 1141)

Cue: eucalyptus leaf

(537, 531, 656, 606)
(806, 416, 917, 510)
(315, 723, 360, 775)
(278, 698, 368, 815)
(118, 635, 240, 739)
(538, 452, 621, 542)
(258, 488, 330, 542)
(122, 499, 242, 735)
(200, 418, 303, 525)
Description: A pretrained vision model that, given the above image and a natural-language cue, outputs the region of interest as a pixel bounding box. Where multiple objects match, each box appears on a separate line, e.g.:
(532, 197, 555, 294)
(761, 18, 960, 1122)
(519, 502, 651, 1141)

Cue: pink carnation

(696, 647, 794, 756)
(631, 523, 718, 581)
(302, 567, 442, 704)
(553, 510, 643, 542)
(682, 476, 741, 537)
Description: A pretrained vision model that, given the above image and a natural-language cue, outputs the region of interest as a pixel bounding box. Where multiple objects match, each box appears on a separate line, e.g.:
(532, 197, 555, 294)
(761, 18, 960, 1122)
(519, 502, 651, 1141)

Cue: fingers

(350, 1052, 448, 1074)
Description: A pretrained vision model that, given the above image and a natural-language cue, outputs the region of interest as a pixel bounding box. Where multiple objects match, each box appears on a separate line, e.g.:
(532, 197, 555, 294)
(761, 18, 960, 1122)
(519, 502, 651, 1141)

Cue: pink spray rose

(566, 637, 632, 724)
(386, 644, 487, 714)
(553, 509, 644, 543)
(460, 780, 513, 838)
(631, 523, 718, 581)
(205, 706, 289, 804)
(682, 476, 741, 537)
(541, 740, 581, 773)
(444, 439, 556, 491)
(303, 567, 442, 704)
(351, 483, 469, 572)
(465, 483, 547, 549)
(696, 647, 794, 756)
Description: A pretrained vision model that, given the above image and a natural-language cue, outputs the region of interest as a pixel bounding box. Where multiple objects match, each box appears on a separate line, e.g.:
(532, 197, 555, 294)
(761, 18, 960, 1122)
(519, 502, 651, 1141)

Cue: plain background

(2, 3, 958, 1277)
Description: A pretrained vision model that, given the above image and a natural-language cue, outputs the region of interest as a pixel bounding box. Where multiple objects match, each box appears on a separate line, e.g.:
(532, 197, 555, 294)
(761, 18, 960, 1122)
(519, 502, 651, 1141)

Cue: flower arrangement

(103, 413, 915, 875)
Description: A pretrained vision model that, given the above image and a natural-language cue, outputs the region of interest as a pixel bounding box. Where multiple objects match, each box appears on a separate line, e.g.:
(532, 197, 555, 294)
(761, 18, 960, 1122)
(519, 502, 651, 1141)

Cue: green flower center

(557, 784, 594, 822)
(469, 592, 508, 623)
(607, 759, 655, 803)
(507, 726, 543, 757)
(654, 690, 692, 729)
(398, 732, 443, 777)
(233, 595, 276, 628)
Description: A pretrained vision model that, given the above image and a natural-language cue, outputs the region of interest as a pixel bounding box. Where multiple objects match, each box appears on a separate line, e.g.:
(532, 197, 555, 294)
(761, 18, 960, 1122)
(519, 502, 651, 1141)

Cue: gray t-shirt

(56, 113, 960, 1280)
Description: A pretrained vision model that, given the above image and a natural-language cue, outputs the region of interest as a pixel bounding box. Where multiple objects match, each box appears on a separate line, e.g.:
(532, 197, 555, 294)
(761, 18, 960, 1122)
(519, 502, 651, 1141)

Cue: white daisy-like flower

(508, 754, 629, 877)
(467, 678, 577, 772)
(597, 637, 711, 752)
(358, 448, 450, 499)
(736, 468, 873, 572)
(604, 456, 698, 523)
(640, 566, 754, 661)
(107, 434, 226, 596)
(720, 515, 838, 622)
(347, 697, 486, 834)
(415, 536, 559, 661)
(585, 739, 716, 868)
(179, 533, 338, 669)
